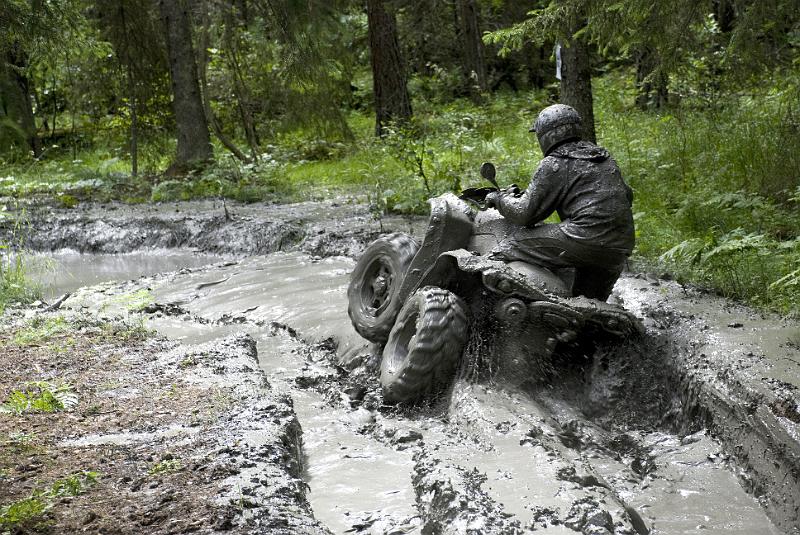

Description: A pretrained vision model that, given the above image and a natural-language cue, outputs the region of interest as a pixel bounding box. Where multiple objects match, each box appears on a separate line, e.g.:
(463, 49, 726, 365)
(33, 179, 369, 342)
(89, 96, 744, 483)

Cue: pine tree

(158, 0, 213, 169)
(367, 0, 412, 136)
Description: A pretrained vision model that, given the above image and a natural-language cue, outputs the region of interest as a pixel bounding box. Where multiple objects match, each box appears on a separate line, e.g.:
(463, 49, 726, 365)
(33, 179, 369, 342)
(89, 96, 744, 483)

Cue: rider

(485, 104, 635, 301)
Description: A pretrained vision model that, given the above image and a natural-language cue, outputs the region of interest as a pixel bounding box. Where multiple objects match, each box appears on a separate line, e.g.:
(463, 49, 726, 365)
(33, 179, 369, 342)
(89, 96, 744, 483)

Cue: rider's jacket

(495, 140, 635, 255)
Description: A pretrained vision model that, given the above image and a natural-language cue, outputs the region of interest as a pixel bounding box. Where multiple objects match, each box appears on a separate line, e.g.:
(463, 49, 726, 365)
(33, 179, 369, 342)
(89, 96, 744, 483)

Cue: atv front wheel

(348, 233, 419, 343)
(380, 287, 468, 402)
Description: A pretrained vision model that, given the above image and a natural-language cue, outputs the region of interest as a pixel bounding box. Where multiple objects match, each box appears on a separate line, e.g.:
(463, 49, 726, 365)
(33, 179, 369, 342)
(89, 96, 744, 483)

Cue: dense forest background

(1, 0, 799, 314)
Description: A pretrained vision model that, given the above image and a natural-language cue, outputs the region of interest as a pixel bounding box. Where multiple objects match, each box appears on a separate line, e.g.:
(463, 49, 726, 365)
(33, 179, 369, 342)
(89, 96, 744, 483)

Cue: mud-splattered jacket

(496, 140, 635, 254)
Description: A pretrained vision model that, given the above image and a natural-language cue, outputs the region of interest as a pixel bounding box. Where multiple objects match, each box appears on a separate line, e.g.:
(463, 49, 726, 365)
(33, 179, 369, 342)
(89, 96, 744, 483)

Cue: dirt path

(2, 198, 799, 534)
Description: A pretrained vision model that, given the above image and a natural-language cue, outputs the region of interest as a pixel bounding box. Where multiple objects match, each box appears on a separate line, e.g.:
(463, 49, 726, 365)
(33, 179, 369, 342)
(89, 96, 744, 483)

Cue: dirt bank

(1, 198, 421, 258)
(0, 309, 327, 534)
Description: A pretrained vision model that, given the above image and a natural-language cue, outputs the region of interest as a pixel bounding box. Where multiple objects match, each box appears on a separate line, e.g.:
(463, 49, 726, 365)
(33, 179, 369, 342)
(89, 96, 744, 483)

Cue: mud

(27, 249, 227, 299)
(0, 311, 326, 534)
(3, 198, 799, 534)
(1, 198, 422, 258)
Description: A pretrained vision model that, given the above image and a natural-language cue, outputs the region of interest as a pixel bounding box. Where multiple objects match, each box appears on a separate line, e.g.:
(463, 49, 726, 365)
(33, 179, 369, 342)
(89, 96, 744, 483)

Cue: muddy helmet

(530, 104, 582, 155)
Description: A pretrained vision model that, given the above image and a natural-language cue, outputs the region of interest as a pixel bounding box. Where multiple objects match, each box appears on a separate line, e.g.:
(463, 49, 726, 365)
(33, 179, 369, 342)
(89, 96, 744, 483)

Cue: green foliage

(48, 471, 99, 498)
(287, 91, 545, 216)
(12, 316, 70, 345)
(0, 247, 38, 311)
(595, 72, 800, 313)
(0, 146, 149, 202)
(660, 232, 800, 312)
(0, 496, 48, 532)
(148, 458, 182, 476)
(0, 381, 78, 414)
(105, 289, 153, 314)
(484, 0, 800, 84)
(0, 471, 99, 532)
(151, 154, 291, 203)
(0, 206, 39, 311)
(1, 50, 798, 315)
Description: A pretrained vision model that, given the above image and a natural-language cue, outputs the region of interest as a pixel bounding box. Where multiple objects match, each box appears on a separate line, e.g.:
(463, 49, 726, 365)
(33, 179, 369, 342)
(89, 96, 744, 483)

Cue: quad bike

(348, 163, 642, 402)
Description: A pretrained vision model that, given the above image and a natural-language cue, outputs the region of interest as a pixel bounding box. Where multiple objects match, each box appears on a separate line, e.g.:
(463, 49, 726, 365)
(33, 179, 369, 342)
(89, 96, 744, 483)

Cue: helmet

(530, 104, 582, 155)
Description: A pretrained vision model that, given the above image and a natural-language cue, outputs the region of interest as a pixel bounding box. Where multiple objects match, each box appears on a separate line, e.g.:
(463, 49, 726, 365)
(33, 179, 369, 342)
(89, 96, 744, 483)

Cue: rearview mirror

(479, 162, 498, 189)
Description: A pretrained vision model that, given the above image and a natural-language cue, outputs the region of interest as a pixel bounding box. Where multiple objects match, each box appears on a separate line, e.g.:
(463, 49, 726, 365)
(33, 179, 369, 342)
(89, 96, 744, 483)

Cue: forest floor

(1, 198, 799, 534)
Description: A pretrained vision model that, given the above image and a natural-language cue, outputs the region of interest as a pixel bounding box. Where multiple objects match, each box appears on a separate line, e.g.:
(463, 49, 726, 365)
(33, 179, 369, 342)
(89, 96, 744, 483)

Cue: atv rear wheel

(348, 233, 419, 343)
(380, 287, 468, 402)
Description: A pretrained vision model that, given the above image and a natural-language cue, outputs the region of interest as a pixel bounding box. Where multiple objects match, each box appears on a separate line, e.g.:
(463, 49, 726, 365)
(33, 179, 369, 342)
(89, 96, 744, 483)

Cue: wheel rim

(360, 255, 395, 317)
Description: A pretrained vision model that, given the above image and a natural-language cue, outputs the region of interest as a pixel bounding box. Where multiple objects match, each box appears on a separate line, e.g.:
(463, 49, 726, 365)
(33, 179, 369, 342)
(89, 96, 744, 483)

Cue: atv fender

(397, 193, 474, 302)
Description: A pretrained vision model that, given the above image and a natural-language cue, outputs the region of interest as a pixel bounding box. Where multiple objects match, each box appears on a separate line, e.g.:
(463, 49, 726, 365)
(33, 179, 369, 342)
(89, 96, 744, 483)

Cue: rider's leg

(489, 224, 575, 269)
(573, 264, 624, 300)
(490, 224, 628, 300)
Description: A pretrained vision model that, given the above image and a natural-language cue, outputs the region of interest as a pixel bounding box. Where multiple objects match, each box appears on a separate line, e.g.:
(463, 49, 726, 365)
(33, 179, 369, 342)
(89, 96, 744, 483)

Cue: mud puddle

(26, 248, 227, 300)
(255, 331, 420, 533)
(148, 255, 420, 532)
(15, 198, 798, 533)
(57, 249, 795, 534)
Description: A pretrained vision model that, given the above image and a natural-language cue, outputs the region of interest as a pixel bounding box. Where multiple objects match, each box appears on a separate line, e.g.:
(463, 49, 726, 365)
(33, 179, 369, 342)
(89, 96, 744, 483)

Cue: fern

(0, 381, 78, 414)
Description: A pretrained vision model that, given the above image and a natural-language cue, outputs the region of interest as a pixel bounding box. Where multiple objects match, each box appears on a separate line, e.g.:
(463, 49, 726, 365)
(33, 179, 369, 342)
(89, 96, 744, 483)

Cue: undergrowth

(0, 471, 98, 532)
(12, 316, 72, 345)
(0, 380, 78, 414)
(0, 73, 797, 314)
(595, 73, 800, 314)
(0, 206, 39, 311)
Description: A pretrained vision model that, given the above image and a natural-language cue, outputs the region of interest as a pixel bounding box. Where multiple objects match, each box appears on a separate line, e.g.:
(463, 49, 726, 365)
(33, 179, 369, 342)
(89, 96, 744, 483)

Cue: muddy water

(150, 252, 356, 341)
(616, 278, 800, 390)
(255, 332, 419, 533)
(27, 249, 227, 300)
(146, 253, 421, 531)
(54, 250, 790, 534)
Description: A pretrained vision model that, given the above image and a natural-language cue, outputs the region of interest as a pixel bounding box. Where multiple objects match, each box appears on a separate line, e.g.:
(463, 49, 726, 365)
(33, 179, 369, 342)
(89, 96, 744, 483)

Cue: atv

(347, 163, 642, 402)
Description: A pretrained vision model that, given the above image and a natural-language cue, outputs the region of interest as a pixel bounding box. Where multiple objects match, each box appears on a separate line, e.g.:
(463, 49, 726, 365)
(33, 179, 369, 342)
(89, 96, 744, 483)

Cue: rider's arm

(495, 158, 565, 226)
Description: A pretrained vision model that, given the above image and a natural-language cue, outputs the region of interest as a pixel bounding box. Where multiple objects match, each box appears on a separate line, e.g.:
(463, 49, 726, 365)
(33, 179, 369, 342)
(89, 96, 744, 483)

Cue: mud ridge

(11, 210, 306, 255)
(412, 451, 524, 534)
(167, 334, 330, 534)
(2, 199, 421, 258)
(0, 310, 330, 534)
(8, 199, 799, 533)
(555, 300, 800, 534)
(665, 333, 800, 531)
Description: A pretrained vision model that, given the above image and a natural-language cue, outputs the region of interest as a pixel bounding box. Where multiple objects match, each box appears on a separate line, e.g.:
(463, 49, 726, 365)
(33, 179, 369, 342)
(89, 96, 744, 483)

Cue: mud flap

(550, 296, 645, 338)
(528, 300, 585, 345)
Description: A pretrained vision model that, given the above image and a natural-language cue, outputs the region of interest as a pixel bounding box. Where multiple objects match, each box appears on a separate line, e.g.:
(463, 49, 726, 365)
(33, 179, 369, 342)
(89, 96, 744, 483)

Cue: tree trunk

(195, 0, 248, 162)
(0, 46, 41, 156)
(634, 48, 668, 110)
(559, 38, 595, 143)
(158, 0, 213, 169)
(127, 62, 138, 177)
(456, 0, 488, 96)
(366, 0, 412, 136)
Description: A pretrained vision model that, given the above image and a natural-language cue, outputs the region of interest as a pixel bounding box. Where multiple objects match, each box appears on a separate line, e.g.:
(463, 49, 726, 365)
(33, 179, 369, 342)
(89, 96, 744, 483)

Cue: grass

(148, 458, 182, 476)
(0, 471, 99, 532)
(594, 73, 800, 313)
(0, 207, 40, 312)
(12, 316, 71, 345)
(11, 314, 149, 351)
(0, 72, 797, 314)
